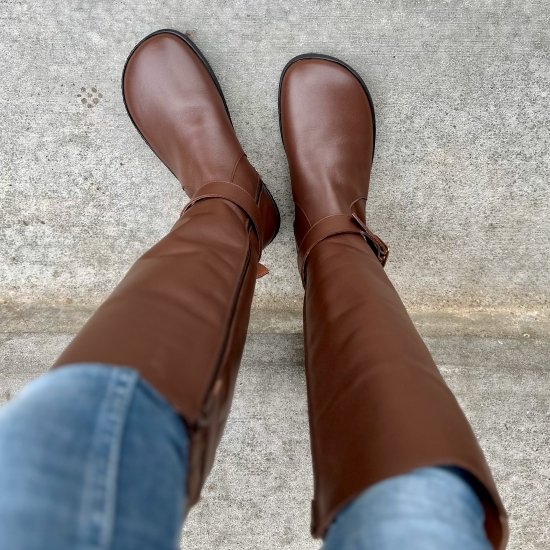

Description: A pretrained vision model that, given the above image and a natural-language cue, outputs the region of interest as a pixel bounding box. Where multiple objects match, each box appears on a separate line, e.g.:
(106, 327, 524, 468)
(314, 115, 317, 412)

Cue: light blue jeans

(0, 365, 491, 549)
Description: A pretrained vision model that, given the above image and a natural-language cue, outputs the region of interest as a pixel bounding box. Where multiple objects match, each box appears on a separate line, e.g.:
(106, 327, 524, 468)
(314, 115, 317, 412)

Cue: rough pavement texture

(1, 1, 549, 549)
(1, 0, 549, 312)
(0, 320, 548, 550)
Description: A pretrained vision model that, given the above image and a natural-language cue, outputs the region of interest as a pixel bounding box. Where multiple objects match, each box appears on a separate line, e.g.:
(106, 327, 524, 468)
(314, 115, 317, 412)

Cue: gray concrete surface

(1, 0, 549, 312)
(1, 1, 550, 548)
(1, 311, 549, 549)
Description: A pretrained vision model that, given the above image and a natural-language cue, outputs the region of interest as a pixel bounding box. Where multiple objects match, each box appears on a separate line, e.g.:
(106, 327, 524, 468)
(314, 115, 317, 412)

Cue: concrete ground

(1, 307, 549, 549)
(1, 0, 549, 311)
(1, 0, 549, 548)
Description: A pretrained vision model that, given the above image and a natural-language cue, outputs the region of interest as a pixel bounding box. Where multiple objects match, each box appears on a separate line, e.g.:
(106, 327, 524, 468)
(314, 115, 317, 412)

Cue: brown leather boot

(279, 54, 507, 549)
(53, 29, 279, 508)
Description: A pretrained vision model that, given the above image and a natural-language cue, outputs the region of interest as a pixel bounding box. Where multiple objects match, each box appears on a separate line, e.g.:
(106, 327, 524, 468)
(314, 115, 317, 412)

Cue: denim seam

(77, 367, 139, 550)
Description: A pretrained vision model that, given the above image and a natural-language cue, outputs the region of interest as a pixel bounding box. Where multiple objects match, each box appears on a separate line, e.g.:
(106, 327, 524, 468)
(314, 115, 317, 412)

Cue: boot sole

(121, 28, 280, 246)
(278, 53, 376, 160)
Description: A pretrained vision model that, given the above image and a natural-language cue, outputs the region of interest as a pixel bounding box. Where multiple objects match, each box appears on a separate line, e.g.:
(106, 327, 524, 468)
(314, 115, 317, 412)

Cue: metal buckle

(351, 213, 389, 267)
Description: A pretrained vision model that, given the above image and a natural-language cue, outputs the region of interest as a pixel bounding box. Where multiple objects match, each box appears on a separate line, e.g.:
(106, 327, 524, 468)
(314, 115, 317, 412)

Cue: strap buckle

(183, 181, 264, 250)
(351, 213, 390, 266)
(297, 213, 390, 285)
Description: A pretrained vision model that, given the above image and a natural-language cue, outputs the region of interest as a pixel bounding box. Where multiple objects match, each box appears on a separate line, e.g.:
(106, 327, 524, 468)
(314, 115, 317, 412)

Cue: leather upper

(280, 55, 507, 549)
(279, 57, 387, 280)
(53, 30, 280, 511)
(280, 58, 375, 224)
(123, 31, 279, 249)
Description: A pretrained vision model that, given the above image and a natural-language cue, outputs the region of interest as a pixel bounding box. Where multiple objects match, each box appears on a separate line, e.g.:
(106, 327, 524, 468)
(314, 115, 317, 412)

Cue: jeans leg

(323, 467, 492, 550)
(0, 364, 189, 550)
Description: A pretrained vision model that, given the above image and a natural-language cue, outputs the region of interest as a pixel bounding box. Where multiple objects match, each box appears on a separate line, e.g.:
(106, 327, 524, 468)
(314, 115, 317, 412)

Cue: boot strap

(183, 181, 264, 250)
(298, 213, 389, 281)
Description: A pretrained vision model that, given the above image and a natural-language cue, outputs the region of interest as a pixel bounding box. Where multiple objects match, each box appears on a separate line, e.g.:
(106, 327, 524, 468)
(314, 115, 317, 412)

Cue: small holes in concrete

(77, 87, 103, 108)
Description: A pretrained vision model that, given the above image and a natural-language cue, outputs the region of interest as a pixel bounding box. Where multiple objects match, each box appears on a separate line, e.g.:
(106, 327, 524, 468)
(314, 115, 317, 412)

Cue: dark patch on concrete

(77, 86, 103, 108)
(184, 29, 198, 41)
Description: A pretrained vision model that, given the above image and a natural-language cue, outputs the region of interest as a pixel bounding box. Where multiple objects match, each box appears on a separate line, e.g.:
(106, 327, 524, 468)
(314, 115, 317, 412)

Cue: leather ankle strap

(183, 181, 264, 249)
(298, 213, 389, 282)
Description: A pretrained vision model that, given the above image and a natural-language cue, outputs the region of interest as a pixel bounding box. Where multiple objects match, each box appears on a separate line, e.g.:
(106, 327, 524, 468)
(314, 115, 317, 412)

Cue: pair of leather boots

(54, 30, 507, 548)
